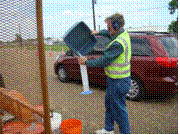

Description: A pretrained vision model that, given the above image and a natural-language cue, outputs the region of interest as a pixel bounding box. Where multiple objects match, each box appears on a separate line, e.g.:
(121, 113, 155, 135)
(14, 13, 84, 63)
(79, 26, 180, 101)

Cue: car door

(63, 50, 81, 80)
(130, 36, 156, 85)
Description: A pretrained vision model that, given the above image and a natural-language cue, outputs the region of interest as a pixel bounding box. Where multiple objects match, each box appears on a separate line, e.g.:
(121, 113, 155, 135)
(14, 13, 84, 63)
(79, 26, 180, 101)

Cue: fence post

(36, 0, 52, 133)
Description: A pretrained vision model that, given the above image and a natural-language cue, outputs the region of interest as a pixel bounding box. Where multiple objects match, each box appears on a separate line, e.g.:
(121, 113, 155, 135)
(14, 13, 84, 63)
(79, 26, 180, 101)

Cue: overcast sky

(1, 0, 178, 41)
(42, 0, 178, 38)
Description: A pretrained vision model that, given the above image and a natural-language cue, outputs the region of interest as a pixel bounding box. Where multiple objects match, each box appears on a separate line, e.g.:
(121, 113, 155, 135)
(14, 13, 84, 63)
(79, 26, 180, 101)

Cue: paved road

(45, 51, 178, 134)
(0, 49, 177, 134)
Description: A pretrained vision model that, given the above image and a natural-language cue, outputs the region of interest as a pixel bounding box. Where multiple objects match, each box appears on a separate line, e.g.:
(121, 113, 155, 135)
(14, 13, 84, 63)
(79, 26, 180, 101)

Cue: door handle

(89, 57, 95, 60)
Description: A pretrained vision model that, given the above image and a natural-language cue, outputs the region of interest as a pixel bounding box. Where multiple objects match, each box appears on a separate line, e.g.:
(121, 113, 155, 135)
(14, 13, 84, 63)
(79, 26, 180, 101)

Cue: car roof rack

(128, 31, 170, 35)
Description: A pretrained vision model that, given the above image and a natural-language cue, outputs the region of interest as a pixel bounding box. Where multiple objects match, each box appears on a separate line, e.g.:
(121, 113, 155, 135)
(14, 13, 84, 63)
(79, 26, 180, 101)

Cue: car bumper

(144, 76, 178, 95)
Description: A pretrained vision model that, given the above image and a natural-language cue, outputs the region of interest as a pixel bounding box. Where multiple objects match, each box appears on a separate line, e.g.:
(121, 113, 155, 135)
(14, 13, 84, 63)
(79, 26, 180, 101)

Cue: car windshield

(157, 36, 178, 58)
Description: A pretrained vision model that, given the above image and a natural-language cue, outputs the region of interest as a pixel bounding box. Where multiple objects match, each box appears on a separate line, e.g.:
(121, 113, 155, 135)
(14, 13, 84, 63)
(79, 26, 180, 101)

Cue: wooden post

(35, 0, 52, 134)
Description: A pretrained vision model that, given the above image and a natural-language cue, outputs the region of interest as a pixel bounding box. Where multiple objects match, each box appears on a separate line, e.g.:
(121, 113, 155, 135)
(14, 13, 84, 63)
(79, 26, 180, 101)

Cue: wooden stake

(36, 0, 52, 133)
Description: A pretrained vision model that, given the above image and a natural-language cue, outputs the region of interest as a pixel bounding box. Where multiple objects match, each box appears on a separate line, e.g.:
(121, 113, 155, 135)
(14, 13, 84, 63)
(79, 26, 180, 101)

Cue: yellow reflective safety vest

(105, 30, 131, 79)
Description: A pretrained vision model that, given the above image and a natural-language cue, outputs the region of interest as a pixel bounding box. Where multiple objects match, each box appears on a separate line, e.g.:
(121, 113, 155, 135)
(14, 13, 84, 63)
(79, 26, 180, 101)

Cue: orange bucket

(3, 121, 44, 134)
(61, 119, 82, 134)
(2, 121, 26, 134)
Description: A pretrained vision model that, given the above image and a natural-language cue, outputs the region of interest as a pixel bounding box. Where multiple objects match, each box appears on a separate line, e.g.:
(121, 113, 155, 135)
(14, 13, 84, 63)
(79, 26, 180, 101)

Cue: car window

(87, 37, 110, 55)
(131, 37, 154, 56)
(157, 36, 178, 58)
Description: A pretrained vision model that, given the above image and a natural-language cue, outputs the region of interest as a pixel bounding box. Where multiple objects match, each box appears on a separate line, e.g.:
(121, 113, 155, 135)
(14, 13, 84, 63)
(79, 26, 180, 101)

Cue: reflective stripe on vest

(105, 68, 130, 75)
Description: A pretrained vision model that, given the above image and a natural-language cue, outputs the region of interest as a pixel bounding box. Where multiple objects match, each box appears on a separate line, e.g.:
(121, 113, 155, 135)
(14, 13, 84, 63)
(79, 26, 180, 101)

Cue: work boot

(96, 128, 114, 134)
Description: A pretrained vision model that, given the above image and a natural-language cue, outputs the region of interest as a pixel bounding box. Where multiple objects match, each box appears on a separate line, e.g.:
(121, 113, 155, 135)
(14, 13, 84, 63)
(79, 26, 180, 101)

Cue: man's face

(107, 19, 116, 35)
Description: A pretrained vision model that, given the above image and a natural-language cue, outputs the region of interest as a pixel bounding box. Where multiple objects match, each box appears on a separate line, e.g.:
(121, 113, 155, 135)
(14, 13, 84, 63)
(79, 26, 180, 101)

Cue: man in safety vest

(78, 13, 131, 134)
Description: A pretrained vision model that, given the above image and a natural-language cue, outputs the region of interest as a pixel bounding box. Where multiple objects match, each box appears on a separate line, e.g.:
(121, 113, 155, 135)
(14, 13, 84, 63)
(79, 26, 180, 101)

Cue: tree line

(168, 0, 178, 33)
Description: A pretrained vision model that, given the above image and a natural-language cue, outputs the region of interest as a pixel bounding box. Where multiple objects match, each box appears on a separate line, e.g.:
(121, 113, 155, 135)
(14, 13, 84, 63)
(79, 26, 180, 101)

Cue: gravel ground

(0, 48, 178, 134)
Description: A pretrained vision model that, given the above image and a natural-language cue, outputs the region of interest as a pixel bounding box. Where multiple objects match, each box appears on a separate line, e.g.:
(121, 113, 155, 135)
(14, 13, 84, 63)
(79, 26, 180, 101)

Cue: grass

(0, 44, 70, 52)
(44, 45, 70, 51)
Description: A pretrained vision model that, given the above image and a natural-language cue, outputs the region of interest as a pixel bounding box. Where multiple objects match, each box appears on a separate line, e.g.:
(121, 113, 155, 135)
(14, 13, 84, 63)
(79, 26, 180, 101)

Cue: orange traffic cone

(35, 51, 38, 56)
(49, 52, 52, 57)
(49, 47, 52, 57)
(24, 47, 27, 54)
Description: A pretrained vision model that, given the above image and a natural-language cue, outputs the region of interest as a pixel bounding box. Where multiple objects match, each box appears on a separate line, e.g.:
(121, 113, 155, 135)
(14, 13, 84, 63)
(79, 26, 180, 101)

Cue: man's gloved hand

(78, 57, 87, 65)
(91, 30, 99, 35)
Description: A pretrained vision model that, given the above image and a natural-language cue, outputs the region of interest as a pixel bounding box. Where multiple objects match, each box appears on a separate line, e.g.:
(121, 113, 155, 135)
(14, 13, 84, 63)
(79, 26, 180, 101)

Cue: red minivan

(54, 32, 178, 101)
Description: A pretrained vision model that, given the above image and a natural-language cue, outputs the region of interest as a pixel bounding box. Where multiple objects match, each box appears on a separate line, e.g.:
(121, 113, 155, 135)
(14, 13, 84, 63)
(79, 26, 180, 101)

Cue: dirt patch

(0, 48, 63, 106)
(0, 48, 42, 105)
(0, 48, 178, 134)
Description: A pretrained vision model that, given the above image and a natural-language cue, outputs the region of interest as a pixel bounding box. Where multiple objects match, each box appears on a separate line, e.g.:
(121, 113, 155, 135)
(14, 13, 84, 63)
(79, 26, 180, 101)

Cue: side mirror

(66, 50, 74, 56)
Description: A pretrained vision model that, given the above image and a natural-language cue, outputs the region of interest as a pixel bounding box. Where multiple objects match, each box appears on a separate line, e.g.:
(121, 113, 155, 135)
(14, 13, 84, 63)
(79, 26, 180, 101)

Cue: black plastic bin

(63, 21, 98, 56)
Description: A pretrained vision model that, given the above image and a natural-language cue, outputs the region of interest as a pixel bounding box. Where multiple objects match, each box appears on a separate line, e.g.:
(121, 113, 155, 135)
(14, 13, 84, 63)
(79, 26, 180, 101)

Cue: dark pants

(104, 76, 131, 134)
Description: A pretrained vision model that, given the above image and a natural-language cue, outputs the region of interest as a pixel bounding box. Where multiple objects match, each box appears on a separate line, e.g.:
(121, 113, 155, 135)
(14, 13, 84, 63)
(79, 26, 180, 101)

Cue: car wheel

(126, 75, 145, 101)
(58, 66, 69, 83)
(0, 74, 5, 88)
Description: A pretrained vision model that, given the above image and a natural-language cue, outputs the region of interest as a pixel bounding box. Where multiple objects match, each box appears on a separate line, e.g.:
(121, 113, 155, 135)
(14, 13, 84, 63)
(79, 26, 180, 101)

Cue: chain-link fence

(0, 0, 178, 134)
(1, 0, 42, 106)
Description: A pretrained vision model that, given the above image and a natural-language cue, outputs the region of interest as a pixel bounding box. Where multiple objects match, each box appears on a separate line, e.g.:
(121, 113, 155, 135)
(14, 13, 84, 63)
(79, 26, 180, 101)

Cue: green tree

(54, 39, 60, 45)
(169, 17, 178, 33)
(27, 38, 34, 42)
(15, 33, 22, 42)
(168, 0, 178, 14)
(168, 0, 178, 33)
(45, 37, 52, 40)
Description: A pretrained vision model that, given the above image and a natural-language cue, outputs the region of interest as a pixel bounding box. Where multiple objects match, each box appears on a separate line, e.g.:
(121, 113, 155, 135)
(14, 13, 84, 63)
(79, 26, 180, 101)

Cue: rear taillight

(171, 58, 178, 67)
(156, 57, 178, 67)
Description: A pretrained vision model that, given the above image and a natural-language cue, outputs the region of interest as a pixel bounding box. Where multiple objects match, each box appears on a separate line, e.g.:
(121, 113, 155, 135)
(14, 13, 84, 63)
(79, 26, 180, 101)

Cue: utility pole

(92, 0, 96, 30)
(98, 15, 101, 31)
(18, 24, 23, 47)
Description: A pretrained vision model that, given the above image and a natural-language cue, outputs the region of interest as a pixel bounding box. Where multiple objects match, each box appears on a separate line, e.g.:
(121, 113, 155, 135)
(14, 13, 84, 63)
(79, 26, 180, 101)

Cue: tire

(0, 74, 5, 88)
(57, 66, 69, 83)
(126, 75, 145, 101)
